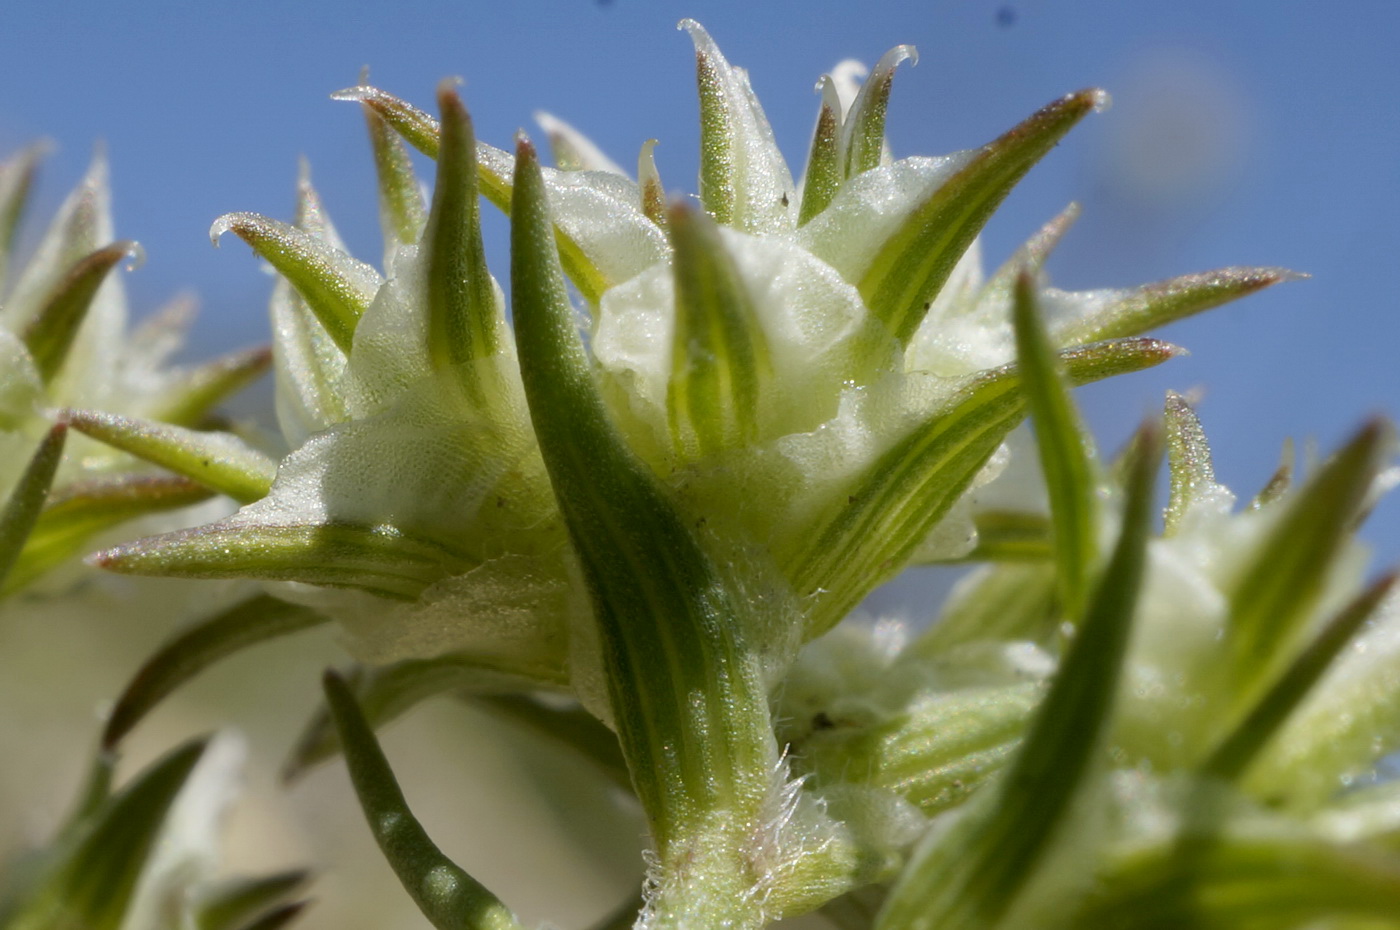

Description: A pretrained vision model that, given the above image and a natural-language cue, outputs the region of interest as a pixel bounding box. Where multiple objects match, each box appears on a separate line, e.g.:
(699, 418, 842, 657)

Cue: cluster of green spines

(16, 18, 1396, 930)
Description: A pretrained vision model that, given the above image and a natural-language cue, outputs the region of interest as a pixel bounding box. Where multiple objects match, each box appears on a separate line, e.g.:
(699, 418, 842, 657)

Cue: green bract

(76, 20, 1395, 930)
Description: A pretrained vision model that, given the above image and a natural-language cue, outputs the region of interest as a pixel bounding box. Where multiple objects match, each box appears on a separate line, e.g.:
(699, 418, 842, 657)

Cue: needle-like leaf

(1012, 270, 1097, 619)
(103, 594, 328, 750)
(859, 90, 1103, 345)
(323, 670, 524, 930)
(0, 422, 66, 590)
(66, 408, 278, 504)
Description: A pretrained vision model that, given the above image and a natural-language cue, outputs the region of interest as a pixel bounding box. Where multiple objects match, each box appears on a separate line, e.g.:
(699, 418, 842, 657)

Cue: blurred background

(1, 1, 1398, 927)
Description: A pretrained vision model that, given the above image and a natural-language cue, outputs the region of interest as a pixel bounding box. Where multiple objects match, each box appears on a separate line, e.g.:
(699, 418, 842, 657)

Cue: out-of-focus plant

(5, 18, 1399, 930)
(0, 150, 304, 930)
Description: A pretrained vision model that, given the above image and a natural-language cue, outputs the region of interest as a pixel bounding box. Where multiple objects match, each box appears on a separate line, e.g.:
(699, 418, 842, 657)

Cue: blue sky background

(3, 0, 1399, 557)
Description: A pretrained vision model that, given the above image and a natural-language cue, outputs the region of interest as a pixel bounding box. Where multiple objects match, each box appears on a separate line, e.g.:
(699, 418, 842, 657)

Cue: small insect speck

(996, 5, 1017, 28)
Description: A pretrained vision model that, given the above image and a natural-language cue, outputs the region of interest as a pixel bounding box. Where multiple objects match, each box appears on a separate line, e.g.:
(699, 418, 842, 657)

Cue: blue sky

(4, 0, 1399, 553)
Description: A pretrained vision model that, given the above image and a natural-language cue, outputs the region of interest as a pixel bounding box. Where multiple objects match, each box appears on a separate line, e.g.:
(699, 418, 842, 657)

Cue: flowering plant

(2, 19, 1398, 930)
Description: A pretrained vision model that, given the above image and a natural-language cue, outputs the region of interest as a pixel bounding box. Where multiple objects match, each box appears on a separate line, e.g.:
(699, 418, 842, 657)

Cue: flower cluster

(7, 18, 1395, 930)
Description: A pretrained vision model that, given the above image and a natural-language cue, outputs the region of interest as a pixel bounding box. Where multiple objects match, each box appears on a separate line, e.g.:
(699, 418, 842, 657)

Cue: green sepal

(5, 738, 208, 930)
(792, 337, 1179, 637)
(841, 45, 917, 178)
(682, 19, 794, 234)
(282, 653, 569, 782)
(1055, 266, 1299, 345)
(859, 90, 1103, 346)
(797, 78, 843, 226)
(148, 344, 273, 428)
(66, 408, 277, 504)
(795, 682, 1040, 816)
(0, 142, 44, 293)
(666, 203, 772, 457)
(331, 85, 615, 305)
(21, 241, 137, 383)
(1203, 570, 1397, 783)
(211, 212, 381, 354)
(4, 473, 213, 595)
(195, 871, 310, 930)
(91, 522, 462, 601)
(1012, 270, 1097, 619)
(961, 511, 1053, 562)
(1075, 828, 1400, 928)
(878, 420, 1161, 930)
(0, 421, 66, 591)
(322, 670, 524, 930)
(361, 86, 426, 253)
(102, 594, 328, 751)
(638, 139, 667, 227)
(1226, 419, 1389, 704)
(1163, 391, 1217, 536)
(511, 134, 775, 862)
(423, 82, 503, 382)
(977, 203, 1079, 311)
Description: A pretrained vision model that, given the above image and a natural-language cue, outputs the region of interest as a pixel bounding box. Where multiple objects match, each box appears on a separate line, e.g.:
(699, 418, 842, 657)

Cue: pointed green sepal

(102, 594, 328, 751)
(859, 90, 1104, 345)
(1057, 266, 1300, 345)
(841, 45, 917, 178)
(638, 140, 667, 227)
(323, 670, 525, 930)
(536, 111, 627, 175)
(196, 871, 310, 930)
(878, 420, 1161, 930)
(1249, 438, 1295, 510)
(283, 653, 568, 781)
(4, 473, 214, 595)
(682, 19, 795, 234)
(5, 738, 208, 930)
(1163, 391, 1217, 535)
(22, 241, 138, 383)
(1203, 571, 1398, 783)
(793, 337, 1179, 636)
(0, 142, 44, 292)
(666, 202, 772, 456)
(211, 212, 381, 354)
(797, 77, 844, 226)
(363, 89, 427, 252)
(1226, 419, 1390, 700)
(91, 522, 460, 601)
(66, 408, 277, 504)
(149, 344, 273, 428)
(978, 203, 1080, 309)
(0, 421, 66, 590)
(1013, 270, 1097, 619)
(424, 82, 502, 381)
(334, 84, 637, 305)
(512, 135, 781, 908)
